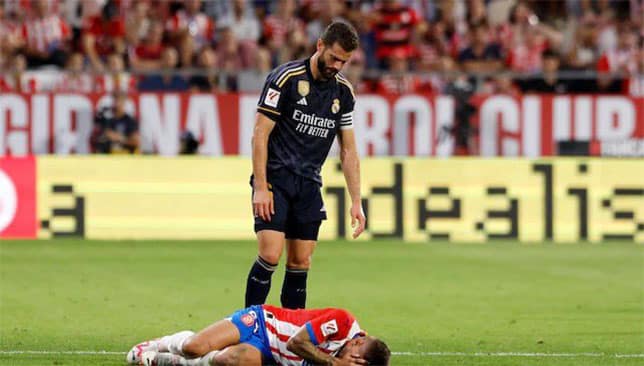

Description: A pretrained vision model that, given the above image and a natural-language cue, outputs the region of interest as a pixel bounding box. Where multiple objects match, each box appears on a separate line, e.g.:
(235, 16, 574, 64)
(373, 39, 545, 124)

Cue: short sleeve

(304, 309, 356, 345)
(256, 71, 286, 119)
(337, 78, 356, 130)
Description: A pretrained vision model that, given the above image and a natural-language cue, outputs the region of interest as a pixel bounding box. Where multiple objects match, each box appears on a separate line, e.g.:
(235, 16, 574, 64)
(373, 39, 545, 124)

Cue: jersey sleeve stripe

(257, 106, 281, 116)
(305, 322, 320, 346)
(277, 69, 306, 88)
(276, 65, 305, 85)
(335, 76, 356, 100)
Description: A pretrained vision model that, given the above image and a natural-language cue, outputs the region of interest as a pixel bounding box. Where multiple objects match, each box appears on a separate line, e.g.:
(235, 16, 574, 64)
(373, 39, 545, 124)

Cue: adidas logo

(297, 97, 308, 106)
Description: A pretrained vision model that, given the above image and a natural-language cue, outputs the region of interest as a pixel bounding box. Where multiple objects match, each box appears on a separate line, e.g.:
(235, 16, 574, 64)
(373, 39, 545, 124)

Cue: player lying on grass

(127, 304, 390, 366)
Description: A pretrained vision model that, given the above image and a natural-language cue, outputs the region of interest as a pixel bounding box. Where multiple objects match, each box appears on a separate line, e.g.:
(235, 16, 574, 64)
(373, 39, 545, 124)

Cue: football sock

(245, 256, 278, 307)
(159, 330, 195, 356)
(201, 350, 221, 366)
(280, 267, 308, 309)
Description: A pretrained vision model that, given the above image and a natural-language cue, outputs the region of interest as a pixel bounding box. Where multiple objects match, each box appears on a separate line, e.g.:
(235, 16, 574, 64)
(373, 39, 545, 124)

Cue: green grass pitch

(1, 240, 642, 365)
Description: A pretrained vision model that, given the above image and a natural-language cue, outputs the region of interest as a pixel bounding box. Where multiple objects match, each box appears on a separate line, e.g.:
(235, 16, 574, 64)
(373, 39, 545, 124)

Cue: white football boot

(126, 339, 160, 365)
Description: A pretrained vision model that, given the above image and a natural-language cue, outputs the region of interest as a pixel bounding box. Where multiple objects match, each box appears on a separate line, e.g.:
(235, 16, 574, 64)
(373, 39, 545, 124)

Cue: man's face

(317, 41, 353, 80)
(337, 335, 371, 360)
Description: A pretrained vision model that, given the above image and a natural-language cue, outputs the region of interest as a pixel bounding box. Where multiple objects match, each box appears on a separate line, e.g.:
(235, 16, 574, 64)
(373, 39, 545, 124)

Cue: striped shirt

(262, 305, 363, 366)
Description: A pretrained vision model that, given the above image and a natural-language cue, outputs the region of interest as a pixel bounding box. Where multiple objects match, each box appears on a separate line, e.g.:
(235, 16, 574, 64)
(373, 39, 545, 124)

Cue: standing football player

(246, 21, 366, 310)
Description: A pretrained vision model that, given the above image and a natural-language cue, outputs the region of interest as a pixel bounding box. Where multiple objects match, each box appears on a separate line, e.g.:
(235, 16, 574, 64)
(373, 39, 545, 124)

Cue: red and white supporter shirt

(262, 305, 363, 366)
(165, 10, 214, 49)
(21, 14, 70, 53)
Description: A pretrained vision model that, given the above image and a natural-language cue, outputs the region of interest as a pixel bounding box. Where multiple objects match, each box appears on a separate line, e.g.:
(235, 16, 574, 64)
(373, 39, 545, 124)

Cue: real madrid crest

(297, 80, 310, 97)
(331, 99, 340, 114)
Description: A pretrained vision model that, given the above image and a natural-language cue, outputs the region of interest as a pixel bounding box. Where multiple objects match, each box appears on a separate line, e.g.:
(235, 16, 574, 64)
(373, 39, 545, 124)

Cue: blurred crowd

(0, 0, 642, 95)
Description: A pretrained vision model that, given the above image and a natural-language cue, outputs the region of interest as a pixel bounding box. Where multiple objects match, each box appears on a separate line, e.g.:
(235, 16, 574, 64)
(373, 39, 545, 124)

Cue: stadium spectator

(95, 53, 135, 93)
(369, 0, 421, 69)
(129, 21, 166, 71)
(237, 47, 272, 92)
(458, 22, 503, 73)
(565, 14, 601, 70)
(55, 52, 93, 92)
(416, 20, 450, 72)
(124, 0, 152, 46)
(165, 0, 214, 67)
(138, 47, 188, 91)
(20, 0, 71, 68)
(377, 50, 423, 95)
(505, 1, 562, 54)
(188, 46, 219, 92)
(261, 0, 306, 65)
(83, 0, 126, 72)
(466, 0, 488, 26)
(506, 26, 548, 73)
(62, 0, 104, 48)
(217, 0, 260, 44)
(520, 48, 569, 93)
(0, 54, 28, 92)
(596, 23, 639, 93)
(0, 1, 24, 71)
(92, 91, 139, 154)
(305, 0, 346, 45)
(216, 0, 262, 68)
(631, 45, 644, 96)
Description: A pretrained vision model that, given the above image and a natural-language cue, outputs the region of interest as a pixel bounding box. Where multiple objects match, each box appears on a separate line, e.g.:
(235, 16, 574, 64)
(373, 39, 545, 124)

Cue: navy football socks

(280, 268, 308, 309)
(245, 256, 277, 307)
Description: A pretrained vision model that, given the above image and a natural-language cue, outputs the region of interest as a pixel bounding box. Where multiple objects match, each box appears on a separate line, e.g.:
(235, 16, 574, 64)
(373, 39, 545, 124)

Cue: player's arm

(338, 128, 365, 239)
(252, 113, 276, 222)
(286, 328, 366, 366)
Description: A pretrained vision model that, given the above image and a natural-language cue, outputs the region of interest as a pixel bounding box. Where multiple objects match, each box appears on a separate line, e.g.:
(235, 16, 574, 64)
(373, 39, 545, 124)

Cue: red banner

(0, 157, 37, 238)
(1, 93, 642, 156)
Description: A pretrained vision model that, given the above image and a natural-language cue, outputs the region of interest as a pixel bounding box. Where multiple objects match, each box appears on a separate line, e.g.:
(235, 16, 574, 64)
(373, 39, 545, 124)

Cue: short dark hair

(321, 21, 359, 52)
(363, 337, 391, 365)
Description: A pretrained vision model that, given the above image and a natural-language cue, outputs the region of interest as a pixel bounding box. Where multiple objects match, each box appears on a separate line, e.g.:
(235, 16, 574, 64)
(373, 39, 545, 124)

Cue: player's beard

(317, 52, 338, 80)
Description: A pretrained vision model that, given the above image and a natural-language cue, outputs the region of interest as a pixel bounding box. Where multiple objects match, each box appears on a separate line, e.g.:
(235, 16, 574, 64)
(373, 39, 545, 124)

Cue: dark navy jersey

(257, 58, 355, 184)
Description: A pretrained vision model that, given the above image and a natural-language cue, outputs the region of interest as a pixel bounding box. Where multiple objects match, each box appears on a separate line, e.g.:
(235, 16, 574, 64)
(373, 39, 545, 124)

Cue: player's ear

(316, 38, 324, 52)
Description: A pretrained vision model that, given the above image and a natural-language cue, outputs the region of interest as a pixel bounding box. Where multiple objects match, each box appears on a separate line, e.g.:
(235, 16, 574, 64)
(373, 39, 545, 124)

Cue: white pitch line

(1, 350, 643, 358)
(392, 351, 644, 358)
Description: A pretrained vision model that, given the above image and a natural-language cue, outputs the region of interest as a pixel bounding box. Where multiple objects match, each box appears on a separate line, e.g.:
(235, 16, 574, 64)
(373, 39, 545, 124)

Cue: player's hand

(350, 203, 366, 239)
(253, 188, 274, 222)
(334, 354, 368, 366)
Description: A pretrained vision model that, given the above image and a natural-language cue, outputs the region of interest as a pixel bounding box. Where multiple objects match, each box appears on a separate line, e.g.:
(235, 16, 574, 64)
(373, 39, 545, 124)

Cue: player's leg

(130, 320, 238, 365)
(282, 236, 318, 309)
(245, 230, 285, 307)
(210, 344, 263, 366)
(246, 173, 291, 307)
(140, 319, 244, 366)
(146, 344, 262, 366)
(281, 176, 326, 309)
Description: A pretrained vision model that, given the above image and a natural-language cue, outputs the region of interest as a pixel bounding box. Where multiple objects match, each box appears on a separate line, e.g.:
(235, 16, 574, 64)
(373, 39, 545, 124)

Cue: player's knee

(211, 349, 240, 366)
(258, 252, 281, 266)
(181, 337, 208, 358)
(286, 256, 311, 269)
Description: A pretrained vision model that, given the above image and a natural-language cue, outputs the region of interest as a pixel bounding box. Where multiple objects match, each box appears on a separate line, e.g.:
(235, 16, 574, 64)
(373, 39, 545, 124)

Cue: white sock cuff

(164, 330, 195, 356)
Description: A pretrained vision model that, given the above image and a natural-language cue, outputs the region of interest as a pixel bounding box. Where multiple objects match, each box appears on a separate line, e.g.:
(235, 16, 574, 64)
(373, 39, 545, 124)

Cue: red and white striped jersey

(165, 10, 214, 49)
(262, 305, 363, 366)
(21, 14, 71, 53)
